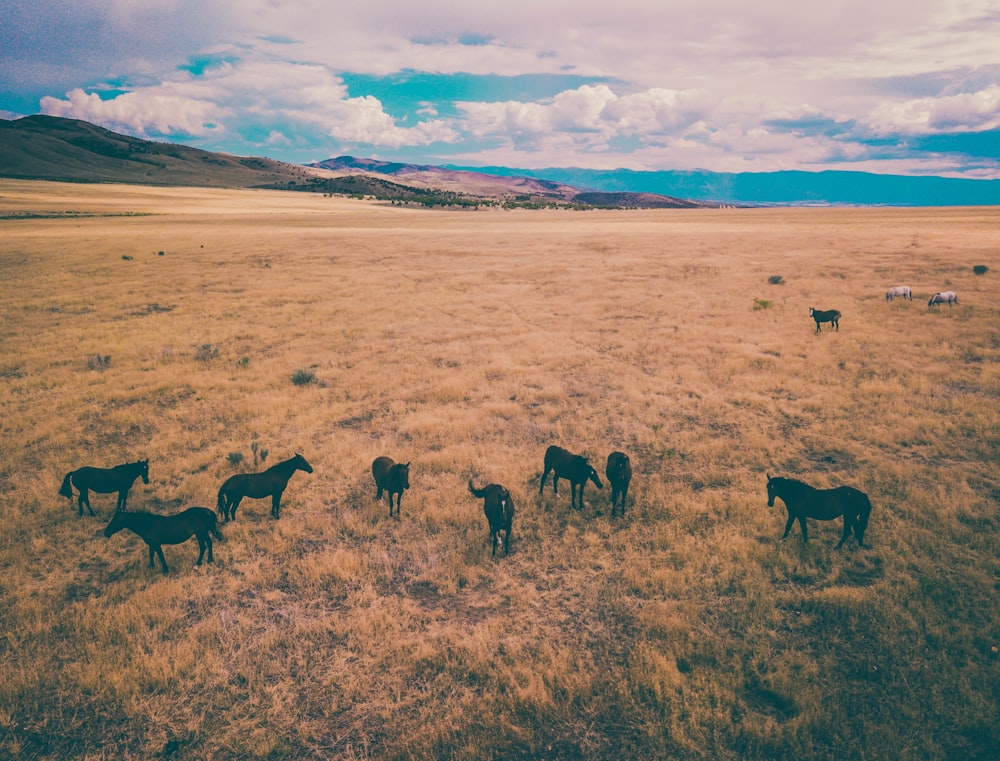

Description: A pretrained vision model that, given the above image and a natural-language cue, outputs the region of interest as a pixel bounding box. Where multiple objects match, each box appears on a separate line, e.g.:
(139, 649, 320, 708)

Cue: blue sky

(2, 1, 1000, 177)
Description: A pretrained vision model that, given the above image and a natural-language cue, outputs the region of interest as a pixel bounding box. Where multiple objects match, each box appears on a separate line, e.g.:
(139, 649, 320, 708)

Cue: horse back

(372, 457, 407, 491)
(545, 446, 588, 479)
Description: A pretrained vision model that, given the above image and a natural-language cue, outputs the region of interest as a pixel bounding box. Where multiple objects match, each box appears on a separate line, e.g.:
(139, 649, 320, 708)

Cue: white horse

(885, 285, 912, 301)
(928, 291, 958, 308)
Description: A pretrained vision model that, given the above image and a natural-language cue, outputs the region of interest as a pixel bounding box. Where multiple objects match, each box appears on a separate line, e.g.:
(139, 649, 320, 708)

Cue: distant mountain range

(2, 115, 999, 206)
(451, 165, 1000, 207)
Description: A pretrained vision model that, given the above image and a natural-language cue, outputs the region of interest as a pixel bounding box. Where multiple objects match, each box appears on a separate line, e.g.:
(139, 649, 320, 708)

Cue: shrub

(87, 354, 111, 371)
(195, 344, 219, 362)
(121, 255, 133, 261)
(227, 452, 244, 467)
(768, 275, 785, 285)
(291, 368, 316, 386)
(973, 265, 989, 275)
(753, 298, 772, 310)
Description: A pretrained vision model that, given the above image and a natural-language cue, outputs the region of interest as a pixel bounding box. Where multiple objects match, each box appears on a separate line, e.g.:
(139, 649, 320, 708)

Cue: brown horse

(59, 459, 149, 516)
(606, 451, 632, 517)
(217, 453, 313, 521)
(766, 475, 872, 548)
(809, 307, 841, 333)
(540, 445, 603, 510)
(469, 480, 515, 557)
(104, 507, 222, 574)
(372, 456, 410, 517)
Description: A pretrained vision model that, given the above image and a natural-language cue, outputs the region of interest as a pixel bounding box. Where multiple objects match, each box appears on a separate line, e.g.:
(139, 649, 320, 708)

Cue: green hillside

(0, 115, 314, 187)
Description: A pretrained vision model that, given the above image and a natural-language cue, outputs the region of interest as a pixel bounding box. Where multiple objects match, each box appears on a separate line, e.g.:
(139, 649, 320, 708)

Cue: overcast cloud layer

(2, 1, 1000, 177)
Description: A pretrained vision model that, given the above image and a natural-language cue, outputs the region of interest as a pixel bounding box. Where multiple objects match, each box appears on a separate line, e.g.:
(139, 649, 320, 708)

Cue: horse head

(766, 474, 777, 507)
(138, 459, 150, 484)
(104, 509, 127, 537)
(587, 464, 604, 489)
(397, 462, 411, 490)
(293, 453, 314, 473)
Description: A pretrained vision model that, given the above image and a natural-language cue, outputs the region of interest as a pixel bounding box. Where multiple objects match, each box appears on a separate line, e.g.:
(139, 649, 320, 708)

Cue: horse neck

(776, 478, 814, 499)
(269, 457, 300, 476)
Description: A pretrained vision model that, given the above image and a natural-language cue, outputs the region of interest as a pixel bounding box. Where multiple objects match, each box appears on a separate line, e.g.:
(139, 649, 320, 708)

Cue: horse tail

(209, 515, 224, 541)
(59, 472, 75, 499)
(856, 494, 873, 543)
(216, 484, 227, 517)
(468, 480, 489, 499)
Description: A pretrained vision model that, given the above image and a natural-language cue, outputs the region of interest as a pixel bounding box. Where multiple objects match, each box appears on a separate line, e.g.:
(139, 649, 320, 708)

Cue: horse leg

(154, 546, 169, 574)
(781, 514, 795, 539)
(117, 489, 128, 512)
(490, 528, 498, 557)
(395, 491, 402, 516)
(196, 535, 207, 565)
(80, 490, 95, 517)
(539, 467, 551, 494)
(836, 517, 852, 549)
(798, 517, 809, 542)
(230, 495, 243, 521)
(376, 485, 384, 501)
(271, 492, 281, 519)
(834, 319, 839, 331)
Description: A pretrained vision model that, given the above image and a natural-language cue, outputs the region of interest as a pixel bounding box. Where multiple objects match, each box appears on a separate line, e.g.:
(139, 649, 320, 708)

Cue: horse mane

(771, 476, 817, 494)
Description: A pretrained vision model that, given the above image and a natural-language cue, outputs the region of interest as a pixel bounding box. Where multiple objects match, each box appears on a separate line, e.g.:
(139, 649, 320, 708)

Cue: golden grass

(1, 179, 998, 759)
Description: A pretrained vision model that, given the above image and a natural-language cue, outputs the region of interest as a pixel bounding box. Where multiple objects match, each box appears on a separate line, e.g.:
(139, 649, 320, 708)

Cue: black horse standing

(809, 307, 841, 333)
(766, 474, 872, 548)
(372, 456, 410, 517)
(540, 445, 603, 510)
(217, 453, 313, 521)
(606, 451, 632, 517)
(59, 459, 149, 516)
(469, 480, 515, 557)
(105, 506, 222, 574)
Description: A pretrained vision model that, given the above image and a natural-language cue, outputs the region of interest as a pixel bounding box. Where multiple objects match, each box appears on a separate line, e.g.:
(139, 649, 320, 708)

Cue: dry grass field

(1, 179, 998, 760)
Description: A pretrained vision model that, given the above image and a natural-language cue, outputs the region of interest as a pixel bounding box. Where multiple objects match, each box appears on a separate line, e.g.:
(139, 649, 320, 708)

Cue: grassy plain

(1, 179, 998, 760)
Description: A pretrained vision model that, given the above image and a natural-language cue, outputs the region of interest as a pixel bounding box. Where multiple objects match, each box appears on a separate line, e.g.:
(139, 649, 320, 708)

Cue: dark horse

(372, 456, 410, 517)
(59, 459, 149, 516)
(606, 451, 633, 517)
(469, 480, 515, 557)
(809, 307, 841, 333)
(540, 445, 603, 510)
(104, 507, 223, 574)
(766, 475, 872, 548)
(217, 453, 313, 522)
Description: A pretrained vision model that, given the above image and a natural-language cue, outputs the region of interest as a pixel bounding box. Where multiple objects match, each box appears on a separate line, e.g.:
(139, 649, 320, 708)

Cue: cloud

(39, 54, 459, 150)
(868, 85, 1000, 134)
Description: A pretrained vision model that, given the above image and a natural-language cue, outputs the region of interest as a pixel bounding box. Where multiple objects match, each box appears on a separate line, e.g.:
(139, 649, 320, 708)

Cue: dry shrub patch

(1, 181, 998, 760)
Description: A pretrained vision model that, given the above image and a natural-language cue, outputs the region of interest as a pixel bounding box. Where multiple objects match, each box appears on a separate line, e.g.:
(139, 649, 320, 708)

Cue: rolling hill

(0, 115, 712, 208)
(0, 115, 317, 188)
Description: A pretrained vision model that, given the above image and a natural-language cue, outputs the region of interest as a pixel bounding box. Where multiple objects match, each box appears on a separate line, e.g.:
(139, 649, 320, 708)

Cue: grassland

(1, 179, 998, 760)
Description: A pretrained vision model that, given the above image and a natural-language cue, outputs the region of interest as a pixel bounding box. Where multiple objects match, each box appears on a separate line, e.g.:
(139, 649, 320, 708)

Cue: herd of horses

(67, 280, 975, 572)
(59, 437, 871, 572)
(809, 284, 960, 334)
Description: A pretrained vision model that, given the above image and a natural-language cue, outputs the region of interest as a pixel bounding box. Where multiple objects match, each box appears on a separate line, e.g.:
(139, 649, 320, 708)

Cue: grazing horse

(928, 291, 958, 308)
(606, 451, 633, 517)
(59, 459, 149, 516)
(372, 456, 410, 517)
(766, 475, 872, 548)
(469, 481, 515, 557)
(540, 445, 603, 510)
(885, 285, 912, 301)
(809, 307, 841, 333)
(104, 507, 222, 574)
(216, 453, 313, 522)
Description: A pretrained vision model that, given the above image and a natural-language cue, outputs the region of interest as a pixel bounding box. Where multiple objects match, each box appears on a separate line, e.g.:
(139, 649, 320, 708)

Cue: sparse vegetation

(1, 181, 998, 761)
(768, 274, 785, 285)
(973, 264, 989, 275)
(291, 367, 316, 386)
(86, 354, 112, 370)
(227, 451, 244, 467)
(753, 297, 772, 310)
(194, 343, 219, 362)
